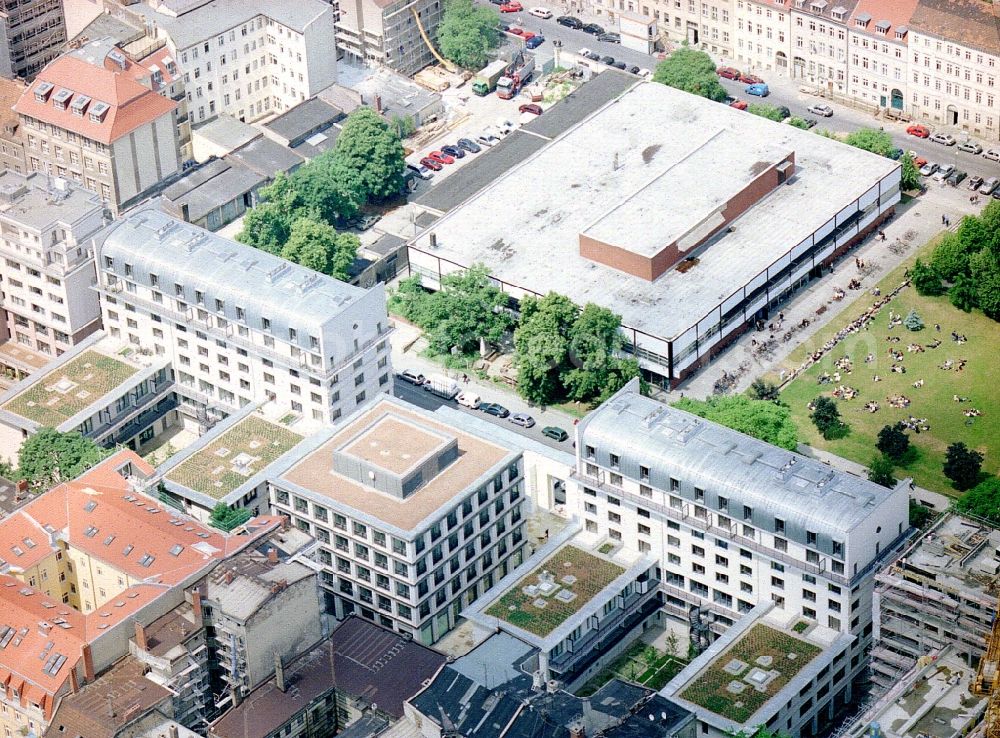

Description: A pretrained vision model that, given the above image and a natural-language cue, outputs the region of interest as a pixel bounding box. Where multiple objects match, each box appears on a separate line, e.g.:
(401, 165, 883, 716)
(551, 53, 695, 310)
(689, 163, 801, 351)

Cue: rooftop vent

(33, 81, 54, 102)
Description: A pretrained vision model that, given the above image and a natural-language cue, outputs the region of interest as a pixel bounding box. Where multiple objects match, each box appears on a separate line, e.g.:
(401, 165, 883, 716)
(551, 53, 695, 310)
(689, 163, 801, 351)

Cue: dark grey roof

(601, 695, 690, 738)
(263, 97, 344, 146)
(519, 70, 636, 139)
(589, 679, 651, 720)
(161, 158, 265, 222)
(415, 131, 547, 214)
(366, 232, 405, 257)
(212, 618, 445, 738)
(410, 667, 527, 738)
(229, 137, 304, 178)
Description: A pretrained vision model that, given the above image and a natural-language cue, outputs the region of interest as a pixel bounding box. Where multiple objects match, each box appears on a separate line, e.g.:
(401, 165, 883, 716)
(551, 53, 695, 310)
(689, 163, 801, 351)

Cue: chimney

(134, 620, 148, 651)
(224, 570, 235, 585)
(168, 726, 179, 738)
(81, 644, 95, 682)
(569, 722, 585, 738)
(191, 589, 203, 622)
(375, 94, 382, 113)
(429, 232, 437, 249)
(69, 666, 79, 694)
(267, 546, 278, 564)
(274, 650, 286, 693)
(230, 684, 242, 708)
(16, 480, 27, 493)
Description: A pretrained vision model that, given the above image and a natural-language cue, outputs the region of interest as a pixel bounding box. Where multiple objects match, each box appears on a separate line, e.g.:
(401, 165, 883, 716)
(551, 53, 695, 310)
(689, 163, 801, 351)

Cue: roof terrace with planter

(661, 604, 854, 734)
(158, 403, 311, 511)
(464, 527, 659, 660)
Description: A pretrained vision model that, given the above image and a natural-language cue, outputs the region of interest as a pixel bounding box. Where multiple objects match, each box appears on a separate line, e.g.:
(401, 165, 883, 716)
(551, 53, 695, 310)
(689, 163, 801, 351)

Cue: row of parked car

(397, 370, 570, 441)
(917, 161, 1000, 194)
(556, 14, 621, 43)
(906, 125, 1000, 161)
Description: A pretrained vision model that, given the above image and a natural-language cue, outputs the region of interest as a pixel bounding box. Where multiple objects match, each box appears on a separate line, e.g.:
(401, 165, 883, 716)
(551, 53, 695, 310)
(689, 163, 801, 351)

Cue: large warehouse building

(407, 73, 900, 387)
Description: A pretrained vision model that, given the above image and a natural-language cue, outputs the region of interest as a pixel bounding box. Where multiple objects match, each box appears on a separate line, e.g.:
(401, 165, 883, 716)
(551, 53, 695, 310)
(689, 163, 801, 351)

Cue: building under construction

(871, 514, 1000, 691)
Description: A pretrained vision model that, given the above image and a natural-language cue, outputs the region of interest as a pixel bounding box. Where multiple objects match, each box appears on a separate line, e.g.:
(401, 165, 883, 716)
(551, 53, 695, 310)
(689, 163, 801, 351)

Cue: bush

(909, 499, 935, 529)
(748, 378, 780, 401)
(955, 477, 1000, 526)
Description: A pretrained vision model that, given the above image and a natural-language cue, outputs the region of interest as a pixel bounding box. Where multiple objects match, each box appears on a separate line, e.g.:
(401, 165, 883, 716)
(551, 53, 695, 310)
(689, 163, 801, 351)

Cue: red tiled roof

(849, 0, 919, 38)
(13, 54, 176, 146)
(0, 450, 283, 717)
(909, 0, 1000, 54)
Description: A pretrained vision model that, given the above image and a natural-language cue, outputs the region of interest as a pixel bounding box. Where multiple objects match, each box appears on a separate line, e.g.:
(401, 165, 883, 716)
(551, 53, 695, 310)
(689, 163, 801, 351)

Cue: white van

(457, 391, 482, 409)
(528, 6, 552, 18)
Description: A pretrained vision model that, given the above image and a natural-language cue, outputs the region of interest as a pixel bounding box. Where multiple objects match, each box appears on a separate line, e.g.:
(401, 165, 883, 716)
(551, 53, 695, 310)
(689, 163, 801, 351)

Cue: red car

(729, 99, 748, 110)
(507, 26, 524, 35)
(427, 150, 455, 165)
(739, 72, 764, 84)
(906, 124, 930, 138)
(521, 31, 536, 40)
(419, 157, 443, 171)
(716, 66, 740, 79)
(499, 1, 522, 11)
(912, 155, 928, 168)
(519, 103, 543, 115)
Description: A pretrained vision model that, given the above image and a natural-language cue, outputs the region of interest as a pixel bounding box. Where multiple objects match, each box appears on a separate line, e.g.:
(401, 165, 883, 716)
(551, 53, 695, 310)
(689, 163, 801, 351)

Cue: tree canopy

(18, 429, 107, 490)
(955, 477, 1000, 526)
(868, 454, 897, 488)
(943, 442, 984, 491)
(652, 48, 727, 102)
(899, 153, 921, 191)
(332, 107, 406, 202)
(436, 0, 501, 70)
(281, 218, 359, 281)
(876, 423, 910, 462)
(673, 395, 799, 451)
(924, 201, 1000, 320)
(514, 294, 639, 406)
(209, 502, 253, 532)
(843, 128, 895, 157)
(811, 396, 846, 439)
(747, 103, 783, 122)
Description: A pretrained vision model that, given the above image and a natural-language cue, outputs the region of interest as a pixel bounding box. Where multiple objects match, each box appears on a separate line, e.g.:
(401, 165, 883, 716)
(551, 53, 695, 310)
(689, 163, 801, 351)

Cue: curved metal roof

(96, 209, 369, 351)
(579, 381, 900, 539)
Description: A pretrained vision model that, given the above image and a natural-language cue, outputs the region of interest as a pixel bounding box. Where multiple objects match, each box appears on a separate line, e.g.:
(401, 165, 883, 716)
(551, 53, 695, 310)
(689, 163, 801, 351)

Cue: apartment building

(0, 172, 107, 367)
(270, 395, 529, 646)
(93, 209, 392, 430)
(556, 379, 909, 720)
(907, 0, 999, 141)
(0, 77, 27, 174)
(869, 514, 998, 690)
(0, 332, 176, 464)
(336, 0, 444, 77)
(210, 617, 447, 738)
(13, 39, 180, 215)
(733, 0, 791, 75)
(0, 449, 284, 737)
(0, 0, 67, 80)
(846, 0, 917, 112)
(119, 0, 337, 126)
(787, 0, 857, 94)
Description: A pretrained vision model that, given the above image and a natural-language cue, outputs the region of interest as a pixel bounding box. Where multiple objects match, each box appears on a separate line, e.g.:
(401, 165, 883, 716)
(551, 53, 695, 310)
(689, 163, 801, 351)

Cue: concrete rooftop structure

(275, 396, 515, 534)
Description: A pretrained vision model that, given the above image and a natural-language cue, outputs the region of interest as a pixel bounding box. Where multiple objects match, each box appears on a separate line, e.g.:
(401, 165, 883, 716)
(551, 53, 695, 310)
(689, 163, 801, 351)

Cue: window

(774, 517, 785, 533)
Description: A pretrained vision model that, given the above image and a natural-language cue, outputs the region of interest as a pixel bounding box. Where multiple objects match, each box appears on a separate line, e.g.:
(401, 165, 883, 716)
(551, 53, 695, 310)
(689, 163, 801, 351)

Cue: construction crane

(972, 595, 1000, 738)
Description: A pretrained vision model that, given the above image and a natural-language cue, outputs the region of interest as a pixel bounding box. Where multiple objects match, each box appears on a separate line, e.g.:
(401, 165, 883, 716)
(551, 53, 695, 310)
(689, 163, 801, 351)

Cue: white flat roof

(411, 81, 898, 341)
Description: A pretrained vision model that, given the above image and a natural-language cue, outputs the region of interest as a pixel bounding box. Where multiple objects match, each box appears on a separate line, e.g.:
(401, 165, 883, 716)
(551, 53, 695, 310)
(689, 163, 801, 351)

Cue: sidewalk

(677, 183, 984, 400)
(797, 442, 952, 511)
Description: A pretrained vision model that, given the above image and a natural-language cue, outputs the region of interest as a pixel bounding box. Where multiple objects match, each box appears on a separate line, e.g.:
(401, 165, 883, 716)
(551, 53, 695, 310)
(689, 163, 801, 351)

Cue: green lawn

(680, 624, 821, 723)
(772, 239, 998, 496)
(166, 415, 303, 498)
(485, 545, 625, 637)
(577, 641, 687, 696)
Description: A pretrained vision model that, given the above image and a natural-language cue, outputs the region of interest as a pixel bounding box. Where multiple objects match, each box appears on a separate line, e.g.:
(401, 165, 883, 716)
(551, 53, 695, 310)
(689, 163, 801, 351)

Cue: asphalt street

(475, 0, 1000, 184)
(391, 373, 577, 452)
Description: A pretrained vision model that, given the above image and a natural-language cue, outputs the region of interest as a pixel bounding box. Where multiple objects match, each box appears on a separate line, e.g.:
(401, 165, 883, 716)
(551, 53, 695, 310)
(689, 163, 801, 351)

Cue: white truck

(423, 373, 461, 400)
